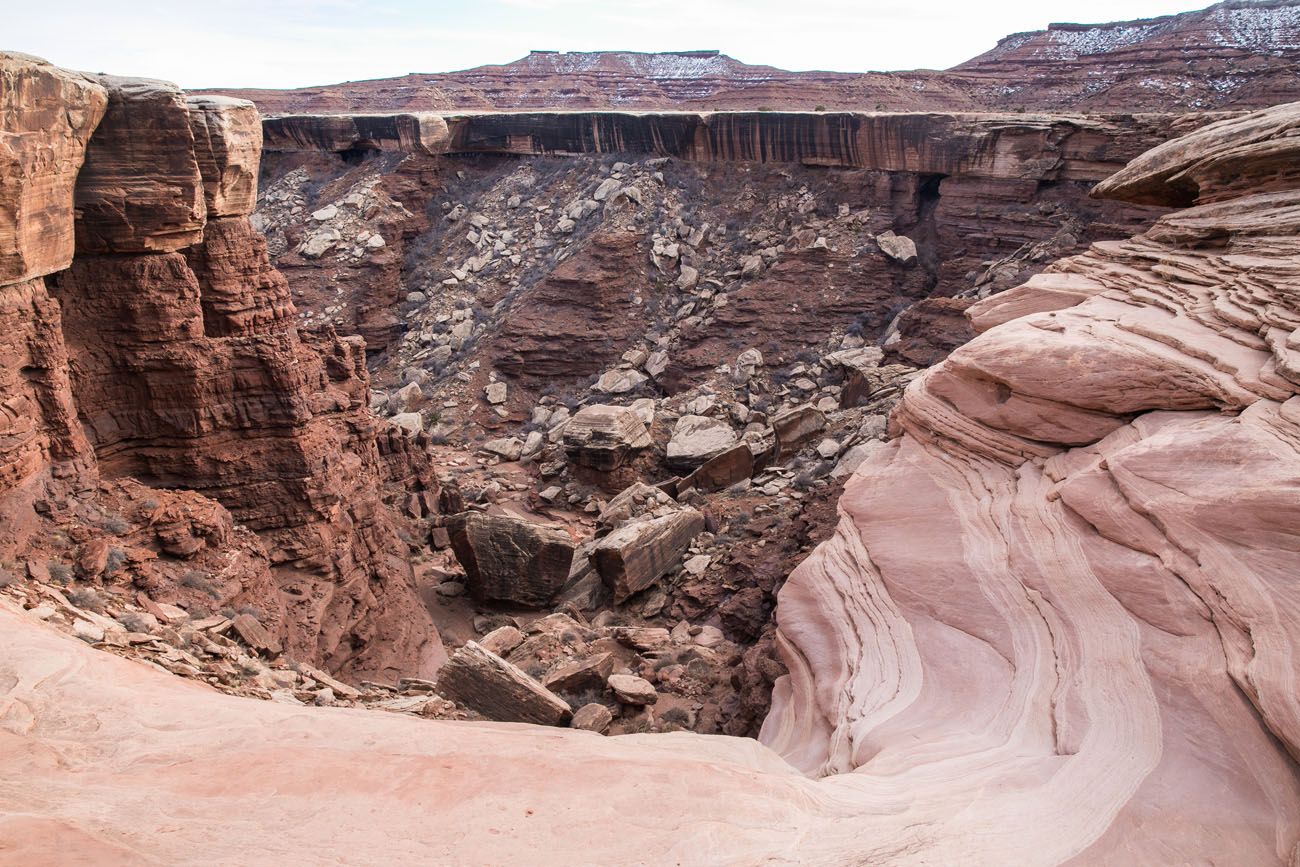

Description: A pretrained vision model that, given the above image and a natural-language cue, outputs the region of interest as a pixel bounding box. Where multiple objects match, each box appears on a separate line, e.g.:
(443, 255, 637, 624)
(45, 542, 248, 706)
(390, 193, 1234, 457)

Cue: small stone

(485, 381, 508, 405)
(481, 437, 524, 462)
(593, 369, 648, 394)
(876, 230, 918, 265)
(816, 438, 842, 460)
(607, 673, 657, 706)
(390, 412, 424, 435)
(72, 619, 104, 643)
(435, 580, 466, 598)
(570, 702, 613, 733)
(310, 204, 338, 221)
(593, 178, 621, 201)
(683, 554, 711, 576)
(479, 624, 525, 656)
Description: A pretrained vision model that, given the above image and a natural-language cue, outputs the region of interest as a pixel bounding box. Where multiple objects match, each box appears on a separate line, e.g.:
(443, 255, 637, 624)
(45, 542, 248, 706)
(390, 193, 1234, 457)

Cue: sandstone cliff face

(0, 55, 441, 683)
(0, 53, 107, 286)
(73, 76, 207, 254)
(0, 54, 105, 551)
(763, 101, 1300, 863)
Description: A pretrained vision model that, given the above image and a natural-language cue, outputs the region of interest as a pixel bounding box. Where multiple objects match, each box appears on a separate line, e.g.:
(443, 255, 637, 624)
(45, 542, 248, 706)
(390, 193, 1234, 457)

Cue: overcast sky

(12, 0, 1208, 89)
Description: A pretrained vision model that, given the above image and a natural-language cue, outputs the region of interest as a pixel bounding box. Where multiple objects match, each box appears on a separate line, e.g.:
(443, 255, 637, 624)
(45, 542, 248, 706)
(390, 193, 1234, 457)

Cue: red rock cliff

(0, 53, 442, 682)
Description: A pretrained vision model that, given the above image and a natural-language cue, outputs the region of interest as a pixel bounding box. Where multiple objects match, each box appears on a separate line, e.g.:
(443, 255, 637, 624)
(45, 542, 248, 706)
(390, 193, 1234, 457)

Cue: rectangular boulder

(771, 404, 826, 459)
(448, 511, 575, 607)
(562, 404, 652, 471)
(593, 507, 704, 603)
(436, 641, 572, 726)
(682, 442, 754, 493)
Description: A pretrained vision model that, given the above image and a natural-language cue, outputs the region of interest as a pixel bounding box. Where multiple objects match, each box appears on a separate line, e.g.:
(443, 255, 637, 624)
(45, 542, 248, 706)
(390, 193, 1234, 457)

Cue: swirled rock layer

(765, 99, 1300, 865)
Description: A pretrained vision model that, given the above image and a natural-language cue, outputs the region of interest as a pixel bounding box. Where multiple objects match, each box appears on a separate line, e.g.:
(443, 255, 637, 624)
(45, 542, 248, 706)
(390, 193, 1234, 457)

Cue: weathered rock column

(0, 53, 107, 553)
(45, 72, 443, 681)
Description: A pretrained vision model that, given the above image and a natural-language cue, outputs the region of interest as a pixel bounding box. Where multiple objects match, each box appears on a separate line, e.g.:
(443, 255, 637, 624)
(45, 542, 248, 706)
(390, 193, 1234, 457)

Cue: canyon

(3, 1, 1300, 864)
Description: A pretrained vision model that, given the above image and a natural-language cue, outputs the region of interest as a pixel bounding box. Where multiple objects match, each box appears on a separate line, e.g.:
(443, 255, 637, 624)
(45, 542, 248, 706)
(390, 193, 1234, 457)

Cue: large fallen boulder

(562, 404, 652, 470)
(436, 641, 572, 726)
(682, 442, 754, 493)
(447, 512, 575, 607)
(770, 405, 826, 458)
(875, 230, 917, 265)
(595, 481, 677, 531)
(665, 415, 737, 469)
(593, 508, 704, 603)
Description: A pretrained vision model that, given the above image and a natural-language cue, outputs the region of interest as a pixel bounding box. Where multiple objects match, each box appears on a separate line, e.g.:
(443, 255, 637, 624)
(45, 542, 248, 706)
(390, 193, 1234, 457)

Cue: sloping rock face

(955, 0, 1300, 111)
(0, 55, 441, 683)
(763, 101, 1300, 863)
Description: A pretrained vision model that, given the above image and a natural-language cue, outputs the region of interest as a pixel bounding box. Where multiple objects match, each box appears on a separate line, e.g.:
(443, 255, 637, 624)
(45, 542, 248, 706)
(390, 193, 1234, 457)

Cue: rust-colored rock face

(0, 53, 106, 286)
(262, 112, 451, 154)
(74, 75, 206, 254)
(185, 95, 262, 217)
(185, 215, 296, 337)
(0, 277, 96, 545)
(0, 54, 105, 554)
(0, 55, 442, 684)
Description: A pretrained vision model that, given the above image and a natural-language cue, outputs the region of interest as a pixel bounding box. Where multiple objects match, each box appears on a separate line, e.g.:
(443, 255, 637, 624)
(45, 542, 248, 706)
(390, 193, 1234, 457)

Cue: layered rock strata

(0, 54, 440, 682)
(763, 101, 1300, 863)
(0, 54, 106, 551)
(201, 3, 1300, 114)
(265, 109, 1192, 180)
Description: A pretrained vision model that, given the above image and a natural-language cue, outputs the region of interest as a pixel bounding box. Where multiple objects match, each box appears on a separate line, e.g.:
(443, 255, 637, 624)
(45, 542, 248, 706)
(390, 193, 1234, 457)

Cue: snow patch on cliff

(1210, 4, 1300, 51)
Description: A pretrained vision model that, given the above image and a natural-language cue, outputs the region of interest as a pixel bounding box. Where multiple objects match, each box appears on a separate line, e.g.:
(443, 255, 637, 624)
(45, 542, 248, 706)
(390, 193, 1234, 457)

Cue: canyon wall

(0, 54, 106, 554)
(6, 101, 1300, 865)
(0, 53, 441, 682)
(264, 109, 1193, 178)
(257, 108, 1186, 371)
